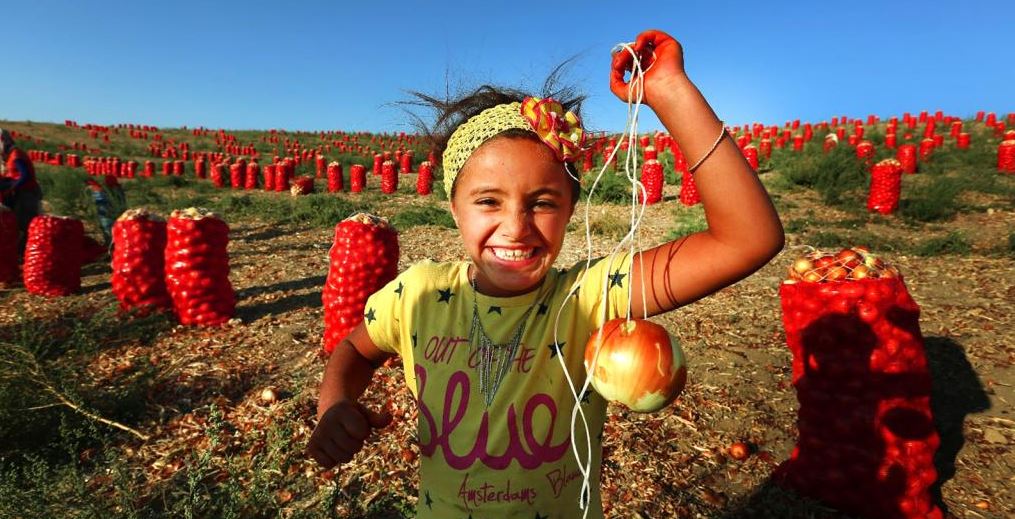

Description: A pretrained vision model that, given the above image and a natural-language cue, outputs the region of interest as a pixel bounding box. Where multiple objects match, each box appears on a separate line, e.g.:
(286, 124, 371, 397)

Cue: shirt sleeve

(11, 159, 30, 189)
(362, 265, 418, 356)
(571, 250, 635, 330)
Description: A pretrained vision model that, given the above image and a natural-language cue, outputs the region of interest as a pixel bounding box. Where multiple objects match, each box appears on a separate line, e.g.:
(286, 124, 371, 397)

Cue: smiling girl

(308, 29, 784, 517)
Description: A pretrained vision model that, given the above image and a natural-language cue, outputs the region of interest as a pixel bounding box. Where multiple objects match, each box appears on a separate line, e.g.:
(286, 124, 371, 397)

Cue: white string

(549, 41, 653, 517)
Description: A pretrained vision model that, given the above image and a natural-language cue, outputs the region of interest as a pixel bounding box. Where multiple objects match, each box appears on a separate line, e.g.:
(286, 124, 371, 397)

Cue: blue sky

(4, 1, 1012, 133)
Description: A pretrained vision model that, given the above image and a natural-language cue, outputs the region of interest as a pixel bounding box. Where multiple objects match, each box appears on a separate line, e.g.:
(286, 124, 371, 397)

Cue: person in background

(85, 175, 126, 248)
(0, 128, 44, 255)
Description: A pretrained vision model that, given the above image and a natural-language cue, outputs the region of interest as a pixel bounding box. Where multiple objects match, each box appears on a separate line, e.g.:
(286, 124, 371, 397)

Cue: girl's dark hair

(405, 62, 586, 201)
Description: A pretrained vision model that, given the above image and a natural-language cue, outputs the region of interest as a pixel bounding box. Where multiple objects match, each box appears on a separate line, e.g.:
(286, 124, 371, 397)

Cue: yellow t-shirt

(364, 252, 633, 518)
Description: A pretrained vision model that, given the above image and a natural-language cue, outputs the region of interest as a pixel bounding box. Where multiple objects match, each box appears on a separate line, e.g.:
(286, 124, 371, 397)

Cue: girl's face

(450, 136, 576, 297)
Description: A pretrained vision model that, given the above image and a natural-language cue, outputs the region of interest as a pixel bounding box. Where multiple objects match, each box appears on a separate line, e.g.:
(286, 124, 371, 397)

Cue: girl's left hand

(610, 29, 687, 107)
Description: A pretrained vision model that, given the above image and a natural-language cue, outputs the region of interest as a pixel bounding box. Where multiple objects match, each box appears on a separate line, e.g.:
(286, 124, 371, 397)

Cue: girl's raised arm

(611, 29, 785, 318)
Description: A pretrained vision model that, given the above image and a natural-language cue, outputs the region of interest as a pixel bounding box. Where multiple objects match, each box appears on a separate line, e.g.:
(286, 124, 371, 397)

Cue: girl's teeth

(493, 248, 534, 260)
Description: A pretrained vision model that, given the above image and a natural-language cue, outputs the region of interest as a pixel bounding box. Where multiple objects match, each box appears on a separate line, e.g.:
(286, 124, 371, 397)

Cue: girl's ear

(449, 200, 460, 228)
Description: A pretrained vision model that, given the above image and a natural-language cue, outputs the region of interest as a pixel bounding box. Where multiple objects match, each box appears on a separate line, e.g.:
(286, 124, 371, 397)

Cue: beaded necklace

(468, 267, 551, 406)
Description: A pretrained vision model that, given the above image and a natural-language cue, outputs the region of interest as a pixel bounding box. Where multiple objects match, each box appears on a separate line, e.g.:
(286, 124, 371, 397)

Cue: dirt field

(1, 117, 1013, 517)
(2, 176, 1012, 518)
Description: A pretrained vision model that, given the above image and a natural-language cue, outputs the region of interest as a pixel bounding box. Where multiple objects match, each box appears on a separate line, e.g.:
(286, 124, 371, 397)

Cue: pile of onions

(211, 163, 226, 188)
(639, 159, 663, 205)
(111, 209, 171, 314)
(290, 176, 315, 196)
(416, 161, 433, 195)
(274, 160, 291, 192)
(896, 144, 917, 174)
(867, 159, 903, 215)
(0, 207, 19, 286)
(262, 164, 276, 191)
(23, 216, 84, 297)
(786, 246, 899, 284)
(679, 169, 700, 206)
(350, 164, 366, 193)
(229, 162, 243, 189)
(245, 160, 259, 189)
(777, 248, 940, 518)
(321, 213, 399, 354)
(584, 318, 686, 412)
(327, 161, 343, 193)
(998, 140, 1015, 173)
(742, 144, 759, 170)
(380, 160, 398, 194)
(165, 208, 235, 326)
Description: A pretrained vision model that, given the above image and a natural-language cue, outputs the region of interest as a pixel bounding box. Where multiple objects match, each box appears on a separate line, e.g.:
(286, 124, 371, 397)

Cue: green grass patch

(389, 204, 456, 231)
(913, 232, 971, 256)
(665, 205, 708, 240)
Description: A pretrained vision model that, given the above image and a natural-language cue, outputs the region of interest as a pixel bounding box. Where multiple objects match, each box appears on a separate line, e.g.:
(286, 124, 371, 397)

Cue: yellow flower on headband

(520, 97, 586, 162)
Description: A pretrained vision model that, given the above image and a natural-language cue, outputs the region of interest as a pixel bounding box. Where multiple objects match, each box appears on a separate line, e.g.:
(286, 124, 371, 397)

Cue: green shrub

(582, 170, 636, 204)
(771, 146, 867, 206)
(899, 177, 963, 222)
(914, 232, 971, 256)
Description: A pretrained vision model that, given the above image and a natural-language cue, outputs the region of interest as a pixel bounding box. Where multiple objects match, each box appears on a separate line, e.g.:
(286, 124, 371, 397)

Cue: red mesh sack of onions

(23, 216, 84, 297)
(321, 213, 399, 354)
(290, 176, 315, 196)
(679, 168, 700, 206)
(0, 207, 19, 286)
(111, 209, 172, 314)
(165, 208, 235, 326)
(776, 247, 942, 519)
(416, 161, 433, 195)
(638, 159, 663, 205)
(867, 158, 903, 214)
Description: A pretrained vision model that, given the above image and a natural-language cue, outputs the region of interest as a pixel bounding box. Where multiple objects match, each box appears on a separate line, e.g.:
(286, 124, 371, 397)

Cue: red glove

(610, 29, 686, 107)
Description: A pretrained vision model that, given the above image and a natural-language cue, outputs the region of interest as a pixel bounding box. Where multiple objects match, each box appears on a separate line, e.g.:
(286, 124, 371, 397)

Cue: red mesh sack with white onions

(868, 158, 903, 214)
(349, 164, 366, 193)
(321, 213, 399, 354)
(262, 164, 276, 191)
(210, 163, 226, 188)
(291, 176, 314, 196)
(416, 161, 433, 195)
(327, 162, 343, 193)
(229, 163, 243, 189)
(165, 208, 235, 326)
(380, 160, 398, 194)
(275, 161, 291, 192)
(638, 159, 663, 205)
(111, 209, 171, 314)
(245, 160, 259, 190)
(0, 207, 19, 285)
(23, 216, 84, 297)
(776, 247, 942, 519)
(679, 168, 700, 206)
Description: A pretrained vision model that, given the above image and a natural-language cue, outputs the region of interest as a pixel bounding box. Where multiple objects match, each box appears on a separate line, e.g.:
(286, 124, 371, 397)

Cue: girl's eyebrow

(468, 186, 565, 197)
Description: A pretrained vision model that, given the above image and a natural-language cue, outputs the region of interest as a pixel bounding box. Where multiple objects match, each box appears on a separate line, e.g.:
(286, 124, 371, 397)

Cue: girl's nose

(499, 209, 533, 240)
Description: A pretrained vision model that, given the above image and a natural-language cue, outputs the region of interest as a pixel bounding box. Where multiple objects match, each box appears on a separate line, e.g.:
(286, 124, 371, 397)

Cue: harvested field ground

(1, 119, 1013, 518)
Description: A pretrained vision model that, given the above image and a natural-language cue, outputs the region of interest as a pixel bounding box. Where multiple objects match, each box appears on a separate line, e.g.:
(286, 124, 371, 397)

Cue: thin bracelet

(688, 120, 727, 173)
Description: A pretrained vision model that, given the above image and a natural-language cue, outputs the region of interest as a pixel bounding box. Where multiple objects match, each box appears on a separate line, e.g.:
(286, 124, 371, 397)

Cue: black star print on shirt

(487, 306, 502, 315)
(394, 281, 404, 297)
(547, 341, 565, 358)
(437, 288, 454, 303)
(425, 490, 433, 509)
(537, 303, 549, 316)
(580, 388, 592, 404)
(364, 308, 376, 323)
(411, 332, 418, 348)
(609, 270, 626, 288)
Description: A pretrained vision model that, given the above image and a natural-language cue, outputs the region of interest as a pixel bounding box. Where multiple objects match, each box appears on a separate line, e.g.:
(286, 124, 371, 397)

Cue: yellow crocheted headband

(441, 97, 585, 196)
